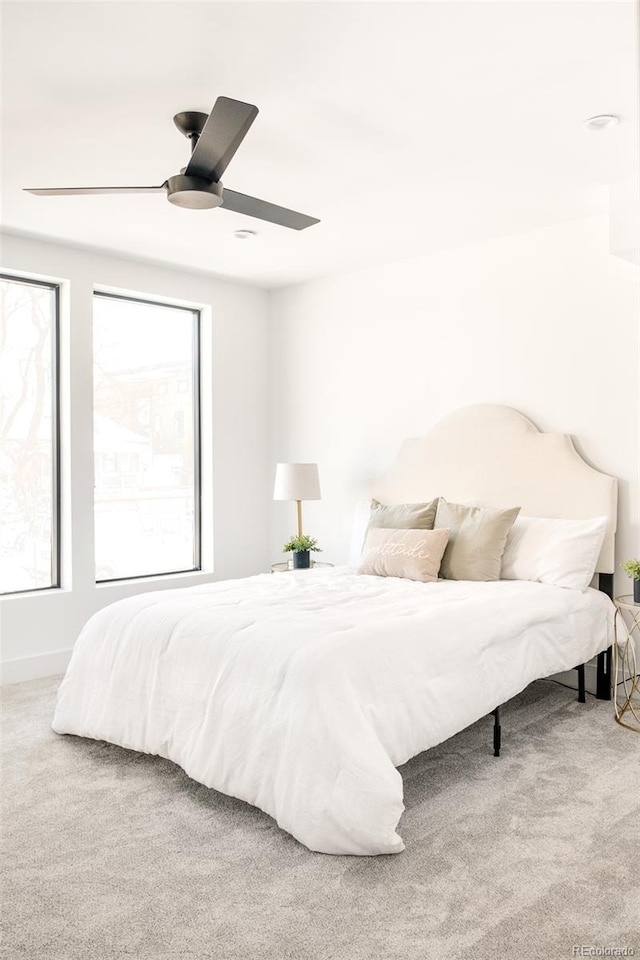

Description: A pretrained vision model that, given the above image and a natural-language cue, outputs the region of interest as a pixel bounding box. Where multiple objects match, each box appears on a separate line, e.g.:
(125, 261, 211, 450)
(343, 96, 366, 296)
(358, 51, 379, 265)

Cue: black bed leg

(492, 706, 501, 758)
(596, 647, 612, 701)
(596, 573, 613, 701)
(577, 663, 586, 703)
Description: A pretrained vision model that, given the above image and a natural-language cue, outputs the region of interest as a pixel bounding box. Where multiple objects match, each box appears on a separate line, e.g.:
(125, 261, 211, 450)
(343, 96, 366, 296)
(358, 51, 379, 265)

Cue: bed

(52, 405, 617, 856)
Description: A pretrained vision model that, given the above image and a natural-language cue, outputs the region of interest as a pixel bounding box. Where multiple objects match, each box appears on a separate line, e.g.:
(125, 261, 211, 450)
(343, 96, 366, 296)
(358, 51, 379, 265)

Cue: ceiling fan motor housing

(166, 174, 223, 209)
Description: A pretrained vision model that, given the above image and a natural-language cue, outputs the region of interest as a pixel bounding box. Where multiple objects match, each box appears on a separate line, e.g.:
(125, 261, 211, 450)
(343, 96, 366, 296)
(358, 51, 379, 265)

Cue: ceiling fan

(24, 96, 319, 231)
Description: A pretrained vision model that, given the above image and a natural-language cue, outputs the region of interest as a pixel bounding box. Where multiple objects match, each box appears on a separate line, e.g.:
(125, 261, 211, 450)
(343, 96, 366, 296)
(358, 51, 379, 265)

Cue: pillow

(434, 499, 520, 581)
(368, 498, 439, 531)
(359, 527, 449, 582)
(500, 515, 608, 591)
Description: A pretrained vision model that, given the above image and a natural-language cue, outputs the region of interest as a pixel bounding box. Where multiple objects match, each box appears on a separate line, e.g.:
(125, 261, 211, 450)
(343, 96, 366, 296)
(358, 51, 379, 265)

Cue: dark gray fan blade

(221, 189, 319, 230)
(185, 97, 258, 182)
(24, 185, 167, 196)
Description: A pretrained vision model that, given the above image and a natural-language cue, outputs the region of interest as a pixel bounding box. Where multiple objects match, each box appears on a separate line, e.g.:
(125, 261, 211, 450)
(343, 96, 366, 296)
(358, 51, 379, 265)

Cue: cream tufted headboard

(370, 405, 617, 573)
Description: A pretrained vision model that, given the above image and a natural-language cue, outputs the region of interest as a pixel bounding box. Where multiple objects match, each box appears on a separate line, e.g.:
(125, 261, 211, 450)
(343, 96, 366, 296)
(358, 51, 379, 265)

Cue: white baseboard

(0, 648, 72, 685)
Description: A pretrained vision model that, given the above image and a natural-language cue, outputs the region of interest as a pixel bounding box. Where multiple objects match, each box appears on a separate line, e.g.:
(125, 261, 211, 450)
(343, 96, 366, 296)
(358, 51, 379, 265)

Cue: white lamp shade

(273, 463, 321, 501)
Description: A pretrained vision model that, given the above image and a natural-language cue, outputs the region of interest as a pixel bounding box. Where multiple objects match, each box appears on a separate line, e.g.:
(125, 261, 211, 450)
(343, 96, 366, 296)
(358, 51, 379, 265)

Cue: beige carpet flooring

(1, 675, 639, 960)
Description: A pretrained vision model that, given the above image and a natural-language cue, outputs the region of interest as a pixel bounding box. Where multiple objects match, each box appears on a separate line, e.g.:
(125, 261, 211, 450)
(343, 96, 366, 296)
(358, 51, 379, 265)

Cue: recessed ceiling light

(583, 115, 620, 131)
(233, 229, 257, 240)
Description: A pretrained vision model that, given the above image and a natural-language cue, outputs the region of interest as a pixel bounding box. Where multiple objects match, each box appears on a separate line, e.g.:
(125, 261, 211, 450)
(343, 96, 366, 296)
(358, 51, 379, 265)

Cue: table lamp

(273, 463, 321, 538)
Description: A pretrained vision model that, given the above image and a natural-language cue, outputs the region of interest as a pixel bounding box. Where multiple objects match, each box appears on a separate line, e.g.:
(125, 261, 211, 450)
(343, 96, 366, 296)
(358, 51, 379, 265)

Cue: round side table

(612, 596, 640, 732)
(271, 561, 334, 573)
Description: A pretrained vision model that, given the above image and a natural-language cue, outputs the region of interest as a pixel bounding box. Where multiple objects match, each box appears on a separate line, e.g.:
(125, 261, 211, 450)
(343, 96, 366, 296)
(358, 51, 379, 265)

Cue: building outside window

(0, 275, 60, 594)
(93, 292, 200, 581)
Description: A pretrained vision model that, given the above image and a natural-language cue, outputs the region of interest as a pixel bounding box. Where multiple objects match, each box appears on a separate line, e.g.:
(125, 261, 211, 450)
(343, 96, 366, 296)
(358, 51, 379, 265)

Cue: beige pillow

(434, 500, 520, 581)
(368, 497, 438, 531)
(359, 527, 449, 582)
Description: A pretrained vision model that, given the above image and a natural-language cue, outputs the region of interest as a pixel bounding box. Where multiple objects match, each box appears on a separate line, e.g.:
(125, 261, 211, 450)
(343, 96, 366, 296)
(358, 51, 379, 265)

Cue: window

(93, 292, 200, 581)
(0, 275, 60, 594)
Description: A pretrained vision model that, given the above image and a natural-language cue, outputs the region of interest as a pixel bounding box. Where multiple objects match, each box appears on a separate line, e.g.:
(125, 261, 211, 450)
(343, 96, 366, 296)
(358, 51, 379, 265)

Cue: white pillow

(500, 515, 608, 591)
(359, 527, 450, 582)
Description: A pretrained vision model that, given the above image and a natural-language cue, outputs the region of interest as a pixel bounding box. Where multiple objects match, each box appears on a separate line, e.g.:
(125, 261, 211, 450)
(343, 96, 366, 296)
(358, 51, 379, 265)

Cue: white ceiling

(1, 1, 638, 288)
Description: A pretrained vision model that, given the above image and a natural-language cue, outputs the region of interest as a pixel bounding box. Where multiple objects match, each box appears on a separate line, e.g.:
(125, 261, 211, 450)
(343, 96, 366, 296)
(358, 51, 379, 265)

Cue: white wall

(0, 233, 270, 682)
(3, 215, 638, 684)
(269, 216, 639, 594)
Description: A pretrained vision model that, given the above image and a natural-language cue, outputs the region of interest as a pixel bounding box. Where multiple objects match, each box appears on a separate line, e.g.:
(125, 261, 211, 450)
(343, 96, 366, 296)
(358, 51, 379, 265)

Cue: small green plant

(621, 558, 640, 580)
(282, 534, 322, 554)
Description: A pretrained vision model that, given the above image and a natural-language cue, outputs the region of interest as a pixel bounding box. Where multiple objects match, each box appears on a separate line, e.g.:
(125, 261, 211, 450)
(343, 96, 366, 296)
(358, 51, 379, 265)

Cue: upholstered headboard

(370, 405, 617, 573)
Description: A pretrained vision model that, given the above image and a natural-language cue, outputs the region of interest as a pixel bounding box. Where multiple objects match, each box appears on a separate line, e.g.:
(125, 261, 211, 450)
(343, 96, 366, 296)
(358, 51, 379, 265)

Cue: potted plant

(283, 534, 321, 570)
(621, 559, 640, 603)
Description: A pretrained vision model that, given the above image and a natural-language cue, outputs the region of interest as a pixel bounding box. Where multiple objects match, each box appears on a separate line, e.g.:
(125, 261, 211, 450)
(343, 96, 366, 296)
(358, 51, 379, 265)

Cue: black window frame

(0, 273, 61, 596)
(92, 290, 202, 582)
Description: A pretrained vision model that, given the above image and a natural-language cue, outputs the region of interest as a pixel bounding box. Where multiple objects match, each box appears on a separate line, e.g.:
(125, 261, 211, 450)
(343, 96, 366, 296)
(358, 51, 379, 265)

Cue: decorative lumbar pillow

(368, 497, 439, 531)
(434, 499, 520, 581)
(500, 515, 608, 591)
(359, 527, 449, 582)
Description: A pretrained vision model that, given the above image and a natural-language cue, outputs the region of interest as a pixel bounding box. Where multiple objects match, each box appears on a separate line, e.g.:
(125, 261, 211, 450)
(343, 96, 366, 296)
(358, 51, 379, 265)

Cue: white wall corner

(609, 178, 640, 267)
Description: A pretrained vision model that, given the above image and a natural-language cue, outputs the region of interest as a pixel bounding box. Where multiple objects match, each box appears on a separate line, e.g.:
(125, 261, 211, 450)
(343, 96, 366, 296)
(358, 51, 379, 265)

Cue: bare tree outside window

(93, 293, 200, 581)
(0, 276, 59, 594)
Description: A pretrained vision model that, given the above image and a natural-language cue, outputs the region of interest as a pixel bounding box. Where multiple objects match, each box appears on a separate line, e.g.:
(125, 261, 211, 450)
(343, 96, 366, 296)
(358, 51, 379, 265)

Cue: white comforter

(52, 568, 613, 855)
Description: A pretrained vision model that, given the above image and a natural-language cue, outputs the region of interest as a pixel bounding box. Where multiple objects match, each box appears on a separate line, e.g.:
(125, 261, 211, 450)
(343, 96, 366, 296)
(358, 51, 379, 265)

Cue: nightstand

(612, 596, 640, 732)
(271, 561, 334, 573)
